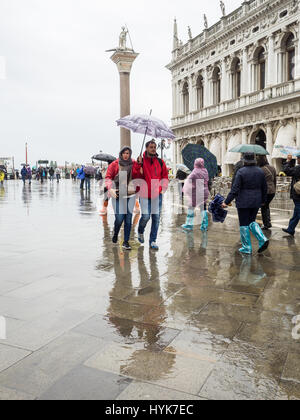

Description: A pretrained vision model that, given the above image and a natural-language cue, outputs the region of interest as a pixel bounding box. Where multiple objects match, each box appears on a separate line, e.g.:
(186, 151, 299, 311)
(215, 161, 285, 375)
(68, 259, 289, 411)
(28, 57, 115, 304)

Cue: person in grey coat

(222, 153, 269, 254)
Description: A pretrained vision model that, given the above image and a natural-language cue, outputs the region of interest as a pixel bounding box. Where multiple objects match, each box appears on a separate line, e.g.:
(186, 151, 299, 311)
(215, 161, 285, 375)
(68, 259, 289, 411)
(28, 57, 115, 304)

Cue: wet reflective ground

(0, 180, 300, 400)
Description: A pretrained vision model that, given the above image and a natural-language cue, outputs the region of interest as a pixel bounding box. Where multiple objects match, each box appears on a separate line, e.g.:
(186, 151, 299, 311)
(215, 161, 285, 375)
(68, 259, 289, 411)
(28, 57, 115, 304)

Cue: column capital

(111, 51, 139, 73)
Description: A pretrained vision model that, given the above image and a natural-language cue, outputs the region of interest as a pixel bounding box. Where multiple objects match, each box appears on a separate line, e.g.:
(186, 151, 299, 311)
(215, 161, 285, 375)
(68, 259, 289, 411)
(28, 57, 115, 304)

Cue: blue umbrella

(182, 144, 218, 179)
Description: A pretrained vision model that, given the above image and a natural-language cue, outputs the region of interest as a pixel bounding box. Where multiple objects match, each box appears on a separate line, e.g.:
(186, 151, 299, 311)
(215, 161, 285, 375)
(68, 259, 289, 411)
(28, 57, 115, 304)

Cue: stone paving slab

(0, 332, 107, 398)
(116, 381, 206, 401)
(39, 365, 132, 400)
(85, 342, 215, 395)
(0, 344, 31, 374)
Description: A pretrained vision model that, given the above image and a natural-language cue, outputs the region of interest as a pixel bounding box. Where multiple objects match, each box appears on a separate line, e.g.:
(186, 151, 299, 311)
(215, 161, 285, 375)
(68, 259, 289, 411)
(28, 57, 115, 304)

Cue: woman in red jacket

(105, 147, 141, 251)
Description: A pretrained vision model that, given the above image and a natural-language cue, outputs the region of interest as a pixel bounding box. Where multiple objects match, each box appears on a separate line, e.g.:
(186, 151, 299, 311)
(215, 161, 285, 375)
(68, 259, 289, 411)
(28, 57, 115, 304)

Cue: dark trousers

(237, 208, 259, 227)
(80, 179, 85, 189)
(287, 201, 300, 234)
(261, 193, 275, 228)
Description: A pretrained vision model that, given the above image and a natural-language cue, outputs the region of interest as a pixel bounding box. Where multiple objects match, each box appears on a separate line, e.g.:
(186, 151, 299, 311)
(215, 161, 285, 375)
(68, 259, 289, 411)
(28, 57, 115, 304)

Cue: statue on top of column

(220, 1, 226, 17)
(119, 27, 128, 50)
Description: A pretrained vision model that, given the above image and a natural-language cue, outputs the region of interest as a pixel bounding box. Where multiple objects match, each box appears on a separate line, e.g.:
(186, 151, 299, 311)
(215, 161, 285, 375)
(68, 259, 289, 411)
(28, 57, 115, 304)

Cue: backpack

(294, 180, 300, 195)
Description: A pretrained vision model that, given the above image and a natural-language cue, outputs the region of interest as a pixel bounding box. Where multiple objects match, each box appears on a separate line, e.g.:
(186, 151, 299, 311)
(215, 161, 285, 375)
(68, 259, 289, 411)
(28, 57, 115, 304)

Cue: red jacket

(105, 159, 141, 192)
(139, 152, 169, 199)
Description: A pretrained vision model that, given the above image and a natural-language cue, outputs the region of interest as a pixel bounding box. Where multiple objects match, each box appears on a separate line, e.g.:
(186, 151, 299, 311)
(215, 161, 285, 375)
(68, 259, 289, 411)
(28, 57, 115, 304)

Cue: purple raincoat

(183, 158, 209, 208)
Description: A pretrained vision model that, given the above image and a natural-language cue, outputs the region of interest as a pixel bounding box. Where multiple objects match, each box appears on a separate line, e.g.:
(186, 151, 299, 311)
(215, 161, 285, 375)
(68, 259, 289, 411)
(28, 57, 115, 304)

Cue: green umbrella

(229, 144, 269, 155)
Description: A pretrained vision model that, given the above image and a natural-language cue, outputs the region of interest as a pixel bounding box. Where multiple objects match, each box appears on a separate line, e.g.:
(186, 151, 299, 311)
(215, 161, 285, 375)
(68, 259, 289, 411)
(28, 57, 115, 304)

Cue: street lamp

(157, 139, 171, 160)
(99, 150, 103, 169)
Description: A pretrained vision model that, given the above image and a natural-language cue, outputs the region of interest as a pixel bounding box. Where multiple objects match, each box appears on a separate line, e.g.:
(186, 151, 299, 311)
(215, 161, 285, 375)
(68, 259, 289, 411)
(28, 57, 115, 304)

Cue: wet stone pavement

(0, 179, 300, 400)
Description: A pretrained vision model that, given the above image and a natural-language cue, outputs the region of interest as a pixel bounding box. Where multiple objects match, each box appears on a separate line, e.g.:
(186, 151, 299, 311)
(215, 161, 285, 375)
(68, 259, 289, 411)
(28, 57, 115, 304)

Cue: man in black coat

(282, 154, 300, 237)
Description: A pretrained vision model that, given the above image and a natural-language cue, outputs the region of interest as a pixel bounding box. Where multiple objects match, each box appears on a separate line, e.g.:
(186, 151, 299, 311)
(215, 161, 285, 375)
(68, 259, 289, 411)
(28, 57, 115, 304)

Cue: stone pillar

(172, 82, 176, 118)
(221, 60, 227, 102)
(203, 69, 209, 108)
(221, 132, 227, 176)
(111, 50, 139, 148)
(295, 21, 300, 80)
(266, 124, 273, 164)
(267, 36, 275, 87)
(297, 119, 300, 148)
(277, 52, 284, 84)
(242, 128, 248, 145)
(242, 49, 248, 95)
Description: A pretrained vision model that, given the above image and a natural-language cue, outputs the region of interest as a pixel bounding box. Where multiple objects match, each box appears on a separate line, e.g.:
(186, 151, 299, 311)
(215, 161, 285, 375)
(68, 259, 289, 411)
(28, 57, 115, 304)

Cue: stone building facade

(167, 0, 300, 175)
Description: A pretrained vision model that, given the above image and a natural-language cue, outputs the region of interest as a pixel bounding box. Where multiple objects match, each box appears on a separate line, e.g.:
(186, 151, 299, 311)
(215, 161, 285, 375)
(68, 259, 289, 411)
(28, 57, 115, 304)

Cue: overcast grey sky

(0, 0, 242, 167)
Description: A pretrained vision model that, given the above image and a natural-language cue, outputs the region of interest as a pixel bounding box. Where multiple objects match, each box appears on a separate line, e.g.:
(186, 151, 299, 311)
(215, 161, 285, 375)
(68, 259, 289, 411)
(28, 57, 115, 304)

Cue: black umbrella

(182, 144, 218, 179)
(0, 165, 7, 173)
(92, 153, 117, 164)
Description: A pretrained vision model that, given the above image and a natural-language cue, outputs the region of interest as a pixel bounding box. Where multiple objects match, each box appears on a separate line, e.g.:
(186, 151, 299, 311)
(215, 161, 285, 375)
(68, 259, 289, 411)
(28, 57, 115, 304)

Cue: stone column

(221, 132, 227, 176)
(267, 36, 276, 87)
(266, 124, 273, 164)
(242, 128, 248, 145)
(203, 69, 209, 108)
(295, 21, 300, 80)
(297, 119, 300, 148)
(242, 48, 248, 95)
(191, 79, 196, 113)
(221, 60, 227, 102)
(172, 82, 176, 118)
(111, 50, 139, 148)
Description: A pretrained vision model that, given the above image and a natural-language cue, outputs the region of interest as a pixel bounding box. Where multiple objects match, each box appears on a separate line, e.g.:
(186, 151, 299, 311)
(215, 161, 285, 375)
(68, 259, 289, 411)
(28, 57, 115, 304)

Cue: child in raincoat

(181, 158, 209, 231)
(0, 170, 5, 186)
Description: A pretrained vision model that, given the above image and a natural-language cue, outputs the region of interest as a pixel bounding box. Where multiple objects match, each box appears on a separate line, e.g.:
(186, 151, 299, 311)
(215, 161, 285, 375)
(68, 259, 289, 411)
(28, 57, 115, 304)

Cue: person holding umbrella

(137, 140, 169, 250)
(221, 153, 269, 254)
(105, 146, 141, 251)
(21, 165, 27, 185)
(282, 154, 300, 237)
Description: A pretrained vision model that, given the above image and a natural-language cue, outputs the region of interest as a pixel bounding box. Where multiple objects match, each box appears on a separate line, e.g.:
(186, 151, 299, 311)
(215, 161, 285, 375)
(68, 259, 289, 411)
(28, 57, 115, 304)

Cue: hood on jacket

(194, 158, 205, 169)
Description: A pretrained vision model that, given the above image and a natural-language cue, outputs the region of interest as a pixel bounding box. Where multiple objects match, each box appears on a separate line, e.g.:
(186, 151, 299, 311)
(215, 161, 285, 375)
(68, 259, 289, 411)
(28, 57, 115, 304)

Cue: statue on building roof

(220, 1, 226, 17)
(203, 14, 208, 29)
(188, 26, 192, 40)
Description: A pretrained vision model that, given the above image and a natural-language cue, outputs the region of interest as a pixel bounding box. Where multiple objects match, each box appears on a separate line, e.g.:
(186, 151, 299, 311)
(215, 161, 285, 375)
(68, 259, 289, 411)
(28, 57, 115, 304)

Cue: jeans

(112, 196, 135, 242)
(138, 194, 163, 244)
(80, 179, 85, 189)
(85, 178, 91, 190)
(237, 208, 259, 227)
(287, 201, 300, 234)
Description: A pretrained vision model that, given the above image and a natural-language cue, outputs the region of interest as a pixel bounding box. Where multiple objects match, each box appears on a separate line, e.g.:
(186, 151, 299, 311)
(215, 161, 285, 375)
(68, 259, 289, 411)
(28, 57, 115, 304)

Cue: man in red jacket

(137, 140, 169, 250)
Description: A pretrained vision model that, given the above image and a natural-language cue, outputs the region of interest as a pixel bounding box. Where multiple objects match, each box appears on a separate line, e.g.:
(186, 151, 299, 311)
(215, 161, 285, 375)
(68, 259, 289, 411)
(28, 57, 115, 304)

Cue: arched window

(182, 82, 189, 115)
(257, 48, 266, 90)
(232, 59, 241, 99)
(212, 67, 221, 105)
(286, 33, 295, 81)
(196, 75, 204, 110)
